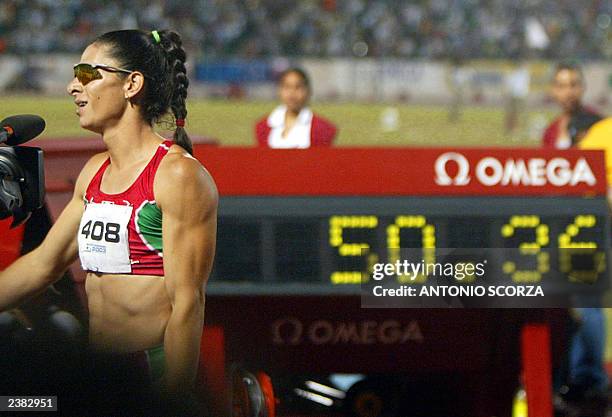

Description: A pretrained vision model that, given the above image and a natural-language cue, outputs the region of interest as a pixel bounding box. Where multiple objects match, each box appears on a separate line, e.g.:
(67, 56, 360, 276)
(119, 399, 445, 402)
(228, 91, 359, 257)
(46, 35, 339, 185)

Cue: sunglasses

(73, 63, 133, 85)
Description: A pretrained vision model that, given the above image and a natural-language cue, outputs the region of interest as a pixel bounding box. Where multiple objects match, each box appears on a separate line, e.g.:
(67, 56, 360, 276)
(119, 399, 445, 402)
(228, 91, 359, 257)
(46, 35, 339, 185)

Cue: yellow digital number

(387, 215, 435, 283)
(329, 216, 378, 284)
(501, 215, 549, 283)
(558, 215, 604, 284)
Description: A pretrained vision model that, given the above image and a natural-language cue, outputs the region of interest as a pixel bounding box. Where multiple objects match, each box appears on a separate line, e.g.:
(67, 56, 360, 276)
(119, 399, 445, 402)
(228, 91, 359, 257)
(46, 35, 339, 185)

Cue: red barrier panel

(36, 142, 606, 197)
(195, 147, 607, 196)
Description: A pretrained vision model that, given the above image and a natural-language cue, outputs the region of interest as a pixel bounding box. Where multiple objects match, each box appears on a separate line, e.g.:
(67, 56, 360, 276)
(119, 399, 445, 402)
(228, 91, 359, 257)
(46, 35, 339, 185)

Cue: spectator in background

(255, 68, 337, 148)
(2, 1, 611, 60)
(542, 62, 600, 149)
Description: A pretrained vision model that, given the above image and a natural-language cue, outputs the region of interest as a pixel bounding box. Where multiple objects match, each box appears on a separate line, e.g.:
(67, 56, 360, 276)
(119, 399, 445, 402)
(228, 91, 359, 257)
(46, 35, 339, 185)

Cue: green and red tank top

(78, 140, 172, 276)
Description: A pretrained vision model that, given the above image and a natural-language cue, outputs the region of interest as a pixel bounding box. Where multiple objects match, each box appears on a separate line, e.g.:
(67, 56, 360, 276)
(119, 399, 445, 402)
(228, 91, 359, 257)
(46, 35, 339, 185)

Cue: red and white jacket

(255, 105, 337, 148)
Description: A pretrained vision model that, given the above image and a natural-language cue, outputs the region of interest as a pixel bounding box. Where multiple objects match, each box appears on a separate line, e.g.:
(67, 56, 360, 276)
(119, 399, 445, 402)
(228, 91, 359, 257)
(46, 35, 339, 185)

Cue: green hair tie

(151, 30, 161, 44)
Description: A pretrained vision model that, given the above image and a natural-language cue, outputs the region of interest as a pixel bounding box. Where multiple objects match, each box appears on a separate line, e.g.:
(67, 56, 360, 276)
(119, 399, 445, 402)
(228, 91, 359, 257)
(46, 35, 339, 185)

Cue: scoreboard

(195, 147, 610, 297)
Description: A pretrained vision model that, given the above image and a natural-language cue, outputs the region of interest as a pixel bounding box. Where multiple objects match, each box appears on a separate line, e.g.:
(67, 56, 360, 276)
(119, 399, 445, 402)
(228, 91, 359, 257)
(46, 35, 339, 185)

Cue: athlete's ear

(123, 71, 145, 99)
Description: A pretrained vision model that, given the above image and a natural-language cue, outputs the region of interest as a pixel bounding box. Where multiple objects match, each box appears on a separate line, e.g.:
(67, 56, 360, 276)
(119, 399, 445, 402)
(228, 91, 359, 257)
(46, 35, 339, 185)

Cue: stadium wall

(1, 55, 610, 108)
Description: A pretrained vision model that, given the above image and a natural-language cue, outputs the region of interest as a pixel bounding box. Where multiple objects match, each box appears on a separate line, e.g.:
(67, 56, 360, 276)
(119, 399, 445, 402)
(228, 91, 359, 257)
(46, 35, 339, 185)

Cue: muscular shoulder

(154, 146, 218, 214)
(74, 151, 109, 198)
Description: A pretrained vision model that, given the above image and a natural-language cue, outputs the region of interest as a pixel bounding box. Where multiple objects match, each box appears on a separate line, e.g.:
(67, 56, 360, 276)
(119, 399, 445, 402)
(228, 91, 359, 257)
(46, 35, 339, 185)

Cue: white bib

(78, 202, 133, 274)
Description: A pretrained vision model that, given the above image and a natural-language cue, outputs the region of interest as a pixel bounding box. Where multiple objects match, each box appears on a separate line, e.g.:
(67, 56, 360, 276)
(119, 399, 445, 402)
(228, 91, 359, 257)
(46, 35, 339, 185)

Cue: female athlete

(0, 29, 217, 395)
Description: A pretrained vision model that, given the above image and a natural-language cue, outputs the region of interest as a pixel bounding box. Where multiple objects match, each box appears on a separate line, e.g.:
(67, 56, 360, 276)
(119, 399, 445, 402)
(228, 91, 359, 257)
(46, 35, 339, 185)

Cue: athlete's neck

(101, 114, 162, 170)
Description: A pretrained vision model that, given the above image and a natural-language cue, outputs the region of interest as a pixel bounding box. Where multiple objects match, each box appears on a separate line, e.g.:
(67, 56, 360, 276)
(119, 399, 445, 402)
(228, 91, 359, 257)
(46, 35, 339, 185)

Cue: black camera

(0, 115, 46, 226)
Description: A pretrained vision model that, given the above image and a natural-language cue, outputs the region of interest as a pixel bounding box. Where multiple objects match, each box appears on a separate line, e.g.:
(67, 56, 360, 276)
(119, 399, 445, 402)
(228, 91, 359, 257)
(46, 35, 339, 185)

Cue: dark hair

(95, 30, 192, 154)
(553, 61, 584, 83)
(278, 67, 311, 91)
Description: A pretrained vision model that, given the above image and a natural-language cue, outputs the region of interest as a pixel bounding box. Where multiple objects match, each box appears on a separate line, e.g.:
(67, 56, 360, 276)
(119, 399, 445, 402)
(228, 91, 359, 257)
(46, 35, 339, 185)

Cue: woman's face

(67, 43, 129, 133)
(279, 71, 309, 113)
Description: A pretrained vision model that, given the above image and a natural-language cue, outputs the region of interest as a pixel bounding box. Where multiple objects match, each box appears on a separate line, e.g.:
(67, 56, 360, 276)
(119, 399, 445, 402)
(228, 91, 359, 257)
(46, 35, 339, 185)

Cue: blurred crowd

(0, 0, 610, 60)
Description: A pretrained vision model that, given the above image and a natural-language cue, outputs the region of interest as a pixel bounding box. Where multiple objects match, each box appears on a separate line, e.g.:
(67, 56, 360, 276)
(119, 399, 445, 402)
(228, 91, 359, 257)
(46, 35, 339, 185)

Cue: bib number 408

(81, 220, 121, 243)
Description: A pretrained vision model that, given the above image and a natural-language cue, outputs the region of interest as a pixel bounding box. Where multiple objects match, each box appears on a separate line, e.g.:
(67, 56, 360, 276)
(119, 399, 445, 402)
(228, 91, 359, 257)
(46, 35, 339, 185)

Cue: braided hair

(95, 29, 192, 154)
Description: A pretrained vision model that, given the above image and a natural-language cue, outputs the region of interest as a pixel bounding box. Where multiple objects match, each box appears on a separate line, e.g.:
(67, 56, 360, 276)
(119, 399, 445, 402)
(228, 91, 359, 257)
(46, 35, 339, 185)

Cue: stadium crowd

(0, 0, 610, 60)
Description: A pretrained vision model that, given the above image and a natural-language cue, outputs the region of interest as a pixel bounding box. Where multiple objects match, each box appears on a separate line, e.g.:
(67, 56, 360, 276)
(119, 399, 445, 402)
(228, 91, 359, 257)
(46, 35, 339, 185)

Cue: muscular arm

(157, 153, 218, 393)
(0, 153, 107, 311)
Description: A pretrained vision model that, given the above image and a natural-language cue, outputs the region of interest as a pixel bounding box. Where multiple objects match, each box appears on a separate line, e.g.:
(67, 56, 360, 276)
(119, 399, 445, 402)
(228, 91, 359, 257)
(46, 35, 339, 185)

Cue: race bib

(78, 202, 133, 274)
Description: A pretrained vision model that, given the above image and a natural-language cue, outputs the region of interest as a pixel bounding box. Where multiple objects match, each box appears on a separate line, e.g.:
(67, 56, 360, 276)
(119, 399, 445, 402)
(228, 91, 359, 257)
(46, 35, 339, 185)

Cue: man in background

(542, 62, 600, 149)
